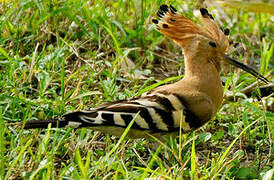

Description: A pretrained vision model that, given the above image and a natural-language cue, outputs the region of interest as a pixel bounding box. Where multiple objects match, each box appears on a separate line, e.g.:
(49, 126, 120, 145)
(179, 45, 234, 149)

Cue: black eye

(209, 41, 217, 48)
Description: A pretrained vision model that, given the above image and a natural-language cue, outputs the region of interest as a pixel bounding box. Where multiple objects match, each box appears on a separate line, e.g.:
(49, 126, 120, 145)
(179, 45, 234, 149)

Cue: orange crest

(152, 5, 229, 53)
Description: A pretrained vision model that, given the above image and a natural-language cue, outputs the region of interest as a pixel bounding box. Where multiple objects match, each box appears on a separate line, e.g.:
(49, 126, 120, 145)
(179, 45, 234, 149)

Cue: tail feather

(23, 119, 68, 129)
(23, 111, 99, 129)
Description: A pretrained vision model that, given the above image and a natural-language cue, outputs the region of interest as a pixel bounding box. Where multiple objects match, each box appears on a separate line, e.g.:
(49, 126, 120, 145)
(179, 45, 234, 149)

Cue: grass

(1, 0, 273, 179)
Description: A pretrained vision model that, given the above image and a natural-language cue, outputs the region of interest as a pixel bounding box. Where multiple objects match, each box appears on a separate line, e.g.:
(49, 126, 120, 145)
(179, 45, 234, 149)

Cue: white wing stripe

(113, 114, 126, 126)
(147, 108, 169, 131)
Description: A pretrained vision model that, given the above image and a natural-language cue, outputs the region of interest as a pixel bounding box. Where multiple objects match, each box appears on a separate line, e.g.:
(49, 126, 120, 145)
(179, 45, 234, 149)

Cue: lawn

(0, 0, 273, 179)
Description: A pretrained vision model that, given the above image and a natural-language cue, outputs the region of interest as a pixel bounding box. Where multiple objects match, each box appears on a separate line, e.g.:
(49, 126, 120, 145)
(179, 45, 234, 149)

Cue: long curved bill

(223, 54, 269, 84)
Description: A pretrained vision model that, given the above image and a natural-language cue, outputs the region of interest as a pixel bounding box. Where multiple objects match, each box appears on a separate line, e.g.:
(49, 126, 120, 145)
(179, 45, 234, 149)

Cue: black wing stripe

(166, 94, 185, 110)
(120, 114, 143, 129)
(174, 94, 203, 129)
(173, 94, 188, 107)
(103, 105, 141, 113)
(153, 108, 176, 131)
(102, 106, 159, 131)
(183, 110, 203, 129)
(139, 107, 159, 131)
(101, 113, 115, 125)
(144, 95, 175, 111)
(143, 92, 185, 110)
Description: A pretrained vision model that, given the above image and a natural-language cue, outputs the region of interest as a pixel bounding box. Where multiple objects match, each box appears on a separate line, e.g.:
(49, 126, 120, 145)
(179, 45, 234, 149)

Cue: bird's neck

(184, 52, 221, 76)
(181, 54, 224, 113)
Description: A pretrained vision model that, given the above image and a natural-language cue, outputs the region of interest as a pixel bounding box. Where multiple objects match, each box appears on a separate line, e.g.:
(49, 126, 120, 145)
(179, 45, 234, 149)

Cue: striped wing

(61, 92, 203, 137)
(23, 91, 204, 137)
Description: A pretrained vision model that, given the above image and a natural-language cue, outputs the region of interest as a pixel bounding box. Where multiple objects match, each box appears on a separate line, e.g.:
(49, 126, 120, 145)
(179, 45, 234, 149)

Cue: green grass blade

(0, 108, 4, 180)
(260, 38, 273, 75)
(191, 132, 196, 180)
(75, 148, 87, 178)
(5, 139, 32, 180)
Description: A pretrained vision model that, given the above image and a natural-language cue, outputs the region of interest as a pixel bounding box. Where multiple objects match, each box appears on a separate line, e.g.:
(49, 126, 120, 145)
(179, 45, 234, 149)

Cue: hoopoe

(22, 5, 269, 138)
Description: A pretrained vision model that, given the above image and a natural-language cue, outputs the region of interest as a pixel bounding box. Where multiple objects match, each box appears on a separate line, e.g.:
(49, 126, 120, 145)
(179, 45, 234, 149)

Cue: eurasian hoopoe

(22, 5, 269, 138)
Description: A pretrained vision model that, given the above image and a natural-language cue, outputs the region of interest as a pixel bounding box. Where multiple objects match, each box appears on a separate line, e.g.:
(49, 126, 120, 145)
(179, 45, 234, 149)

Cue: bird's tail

(22, 111, 100, 129)
(23, 119, 67, 129)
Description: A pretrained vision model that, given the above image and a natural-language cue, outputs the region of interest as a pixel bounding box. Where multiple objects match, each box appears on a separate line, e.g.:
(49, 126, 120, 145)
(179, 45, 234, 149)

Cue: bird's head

(152, 4, 269, 83)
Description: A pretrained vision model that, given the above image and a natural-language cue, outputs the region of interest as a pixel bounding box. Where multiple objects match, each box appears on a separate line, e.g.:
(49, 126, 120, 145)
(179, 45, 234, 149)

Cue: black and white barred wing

(24, 92, 203, 137)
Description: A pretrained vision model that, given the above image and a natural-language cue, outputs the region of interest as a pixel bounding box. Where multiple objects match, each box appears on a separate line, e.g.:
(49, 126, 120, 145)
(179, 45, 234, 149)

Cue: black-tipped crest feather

(169, 5, 177, 14)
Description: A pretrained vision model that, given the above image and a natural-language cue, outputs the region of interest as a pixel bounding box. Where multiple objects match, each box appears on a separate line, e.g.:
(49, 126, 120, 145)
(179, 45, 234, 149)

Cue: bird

(21, 4, 269, 138)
